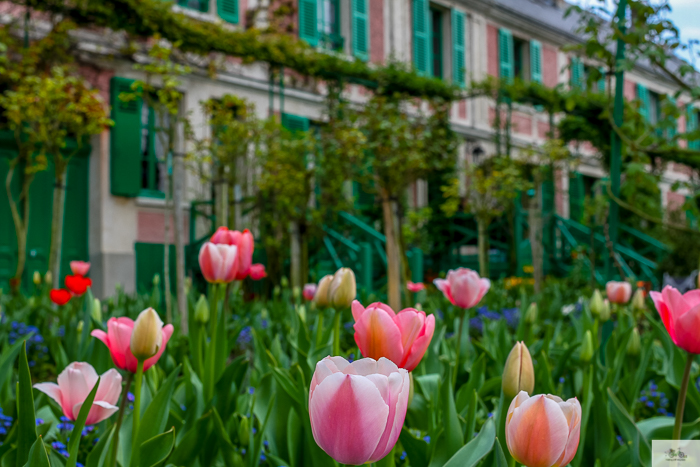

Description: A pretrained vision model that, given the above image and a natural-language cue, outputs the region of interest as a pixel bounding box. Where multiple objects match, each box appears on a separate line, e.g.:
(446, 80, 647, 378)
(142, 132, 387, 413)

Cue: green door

(0, 150, 19, 286)
(135, 242, 177, 296)
(59, 156, 90, 279)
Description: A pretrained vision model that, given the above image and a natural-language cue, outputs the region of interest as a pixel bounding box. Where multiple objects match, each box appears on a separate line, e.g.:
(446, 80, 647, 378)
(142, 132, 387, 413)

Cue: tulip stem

(108, 372, 133, 467)
(132, 360, 145, 454)
(453, 308, 467, 388)
(333, 308, 341, 356)
(316, 312, 324, 347)
(673, 353, 694, 440)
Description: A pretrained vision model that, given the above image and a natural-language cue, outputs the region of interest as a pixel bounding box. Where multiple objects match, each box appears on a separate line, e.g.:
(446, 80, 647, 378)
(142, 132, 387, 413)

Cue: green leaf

(0, 338, 28, 391)
(16, 342, 37, 467)
(494, 438, 508, 467)
(22, 437, 50, 467)
(607, 388, 650, 467)
(375, 446, 396, 467)
(66, 377, 100, 467)
(139, 427, 175, 467)
(399, 428, 428, 467)
(168, 412, 212, 466)
(637, 416, 700, 442)
(85, 425, 114, 467)
(211, 408, 236, 467)
(443, 418, 496, 467)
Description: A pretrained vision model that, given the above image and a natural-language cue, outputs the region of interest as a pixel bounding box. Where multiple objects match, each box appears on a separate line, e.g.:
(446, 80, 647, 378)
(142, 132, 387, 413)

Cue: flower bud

(273, 285, 281, 297)
(314, 275, 334, 308)
(627, 327, 641, 356)
(91, 298, 102, 323)
(44, 271, 52, 285)
(600, 299, 611, 322)
(238, 416, 250, 446)
(292, 286, 301, 300)
(77, 320, 84, 334)
(194, 295, 210, 324)
(329, 268, 356, 309)
(525, 302, 538, 324)
(590, 290, 604, 316)
(130, 308, 164, 361)
(281, 276, 289, 288)
(297, 305, 307, 322)
(502, 341, 535, 398)
(580, 330, 594, 362)
(152, 274, 160, 286)
(632, 289, 645, 312)
(33, 271, 41, 285)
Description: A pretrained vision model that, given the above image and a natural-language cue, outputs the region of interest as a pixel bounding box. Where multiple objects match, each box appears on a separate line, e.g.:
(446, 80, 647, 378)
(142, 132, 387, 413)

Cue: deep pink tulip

(309, 356, 410, 465)
(198, 242, 238, 283)
(210, 227, 254, 280)
(433, 268, 490, 309)
(70, 261, 90, 276)
(34, 362, 122, 426)
(249, 263, 266, 280)
(352, 301, 435, 372)
(606, 281, 632, 304)
(651, 286, 700, 354)
(506, 391, 581, 467)
(91, 317, 174, 373)
(407, 281, 425, 293)
(303, 283, 317, 301)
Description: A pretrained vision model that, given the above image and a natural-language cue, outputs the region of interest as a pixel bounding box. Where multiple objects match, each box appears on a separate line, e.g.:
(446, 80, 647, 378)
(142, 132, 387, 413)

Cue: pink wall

(79, 65, 114, 105)
(487, 24, 499, 77)
(137, 211, 190, 244)
(624, 80, 637, 101)
(370, 0, 385, 64)
(458, 100, 467, 120)
(543, 45, 558, 87)
(512, 112, 532, 135)
(667, 191, 686, 214)
(538, 121, 551, 139)
(240, 0, 248, 29)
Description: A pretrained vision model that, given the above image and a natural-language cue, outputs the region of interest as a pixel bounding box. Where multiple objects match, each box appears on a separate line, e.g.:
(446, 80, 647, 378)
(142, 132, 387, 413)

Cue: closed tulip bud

(238, 416, 250, 446)
(600, 299, 611, 322)
(195, 295, 210, 324)
(627, 327, 641, 356)
(152, 274, 160, 286)
(292, 286, 301, 300)
(28, 297, 35, 307)
(314, 275, 334, 308)
(297, 305, 307, 322)
(44, 271, 52, 285)
(130, 308, 164, 361)
(273, 285, 281, 297)
(580, 330, 594, 362)
(590, 290, 604, 316)
(232, 452, 244, 467)
(632, 289, 646, 311)
(33, 271, 41, 285)
(329, 268, 356, 309)
(502, 342, 535, 398)
(281, 276, 289, 288)
(91, 298, 102, 322)
(525, 302, 538, 324)
(77, 320, 84, 334)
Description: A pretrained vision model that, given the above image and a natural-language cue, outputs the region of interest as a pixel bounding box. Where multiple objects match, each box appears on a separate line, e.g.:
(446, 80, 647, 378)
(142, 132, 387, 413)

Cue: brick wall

(487, 24, 499, 77)
(543, 45, 558, 87)
(370, 0, 385, 64)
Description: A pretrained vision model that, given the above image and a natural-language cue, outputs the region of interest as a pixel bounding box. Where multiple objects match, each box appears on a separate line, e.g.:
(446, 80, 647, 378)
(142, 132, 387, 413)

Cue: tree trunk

(6, 162, 31, 289)
(382, 193, 401, 311)
(163, 174, 172, 323)
(49, 164, 67, 287)
(529, 183, 544, 293)
(290, 221, 302, 290)
(477, 217, 490, 278)
(173, 152, 187, 334)
(215, 164, 229, 227)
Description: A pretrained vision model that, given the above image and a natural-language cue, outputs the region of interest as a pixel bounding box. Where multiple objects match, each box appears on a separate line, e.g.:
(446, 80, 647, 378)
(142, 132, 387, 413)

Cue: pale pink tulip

(198, 242, 238, 283)
(70, 261, 90, 276)
(352, 301, 435, 372)
(433, 268, 490, 309)
(249, 263, 266, 280)
(606, 281, 632, 304)
(407, 281, 425, 293)
(303, 283, 317, 301)
(651, 286, 700, 354)
(506, 392, 581, 467)
(91, 317, 174, 373)
(34, 362, 122, 426)
(210, 227, 254, 280)
(309, 356, 410, 465)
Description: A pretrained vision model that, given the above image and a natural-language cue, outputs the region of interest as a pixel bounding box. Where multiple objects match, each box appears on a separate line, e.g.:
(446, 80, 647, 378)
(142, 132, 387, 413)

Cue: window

(178, 0, 208, 12)
(688, 107, 699, 150)
(140, 102, 167, 197)
(451, 9, 466, 87)
(217, 0, 238, 23)
(570, 57, 585, 89)
(513, 37, 528, 80)
(430, 8, 443, 78)
(321, 0, 344, 51)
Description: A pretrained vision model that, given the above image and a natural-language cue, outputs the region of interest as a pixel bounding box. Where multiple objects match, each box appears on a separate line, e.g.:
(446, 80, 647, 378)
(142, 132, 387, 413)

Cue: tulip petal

(57, 363, 93, 416)
(353, 306, 404, 366)
(369, 370, 410, 463)
(352, 300, 366, 322)
(143, 324, 174, 372)
(650, 291, 676, 344)
(33, 383, 63, 407)
(684, 289, 700, 309)
(76, 400, 119, 426)
(394, 309, 425, 352)
(554, 398, 582, 467)
(400, 314, 435, 372)
(95, 369, 122, 405)
(663, 285, 691, 319)
(674, 305, 700, 354)
(309, 372, 389, 465)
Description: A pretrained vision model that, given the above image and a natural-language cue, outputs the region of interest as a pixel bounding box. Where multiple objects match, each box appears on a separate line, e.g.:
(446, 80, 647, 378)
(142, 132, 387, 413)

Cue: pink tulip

(303, 283, 317, 301)
(651, 286, 700, 354)
(407, 281, 425, 293)
(352, 301, 435, 372)
(210, 227, 254, 280)
(70, 261, 90, 276)
(506, 391, 581, 467)
(198, 242, 238, 283)
(309, 356, 410, 465)
(91, 317, 174, 373)
(433, 268, 490, 309)
(606, 281, 632, 304)
(249, 263, 266, 280)
(34, 362, 122, 426)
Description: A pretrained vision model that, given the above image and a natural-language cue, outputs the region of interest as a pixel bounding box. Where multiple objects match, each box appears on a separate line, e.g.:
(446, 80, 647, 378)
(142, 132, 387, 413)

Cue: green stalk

(333, 308, 341, 356)
(205, 284, 221, 400)
(131, 360, 145, 454)
(453, 308, 467, 388)
(108, 372, 133, 467)
(316, 312, 325, 347)
(673, 353, 694, 440)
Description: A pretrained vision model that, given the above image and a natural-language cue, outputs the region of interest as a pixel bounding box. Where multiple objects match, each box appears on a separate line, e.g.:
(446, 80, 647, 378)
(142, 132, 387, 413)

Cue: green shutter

(451, 9, 466, 87)
(217, 0, 238, 23)
(569, 172, 585, 223)
(688, 107, 699, 150)
(110, 77, 142, 197)
(413, 0, 431, 76)
(637, 84, 650, 121)
(530, 40, 542, 84)
(282, 113, 310, 133)
(179, 0, 209, 12)
(0, 151, 19, 286)
(668, 96, 677, 141)
(59, 157, 89, 279)
(570, 57, 584, 89)
(598, 67, 606, 92)
(299, 0, 318, 47)
(351, 0, 369, 61)
(498, 28, 514, 83)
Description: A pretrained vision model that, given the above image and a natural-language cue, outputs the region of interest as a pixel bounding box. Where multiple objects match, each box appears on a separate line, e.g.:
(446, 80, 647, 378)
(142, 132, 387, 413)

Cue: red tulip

(407, 281, 425, 293)
(65, 275, 92, 296)
(352, 301, 435, 372)
(606, 281, 632, 304)
(70, 261, 91, 276)
(210, 227, 254, 280)
(50, 289, 72, 306)
(303, 283, 317, 301)
(198, 242, 238, 283)
(433, 268, 490, 309)
(651, 286, 700, 354)
(249, 263, 266, 280)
